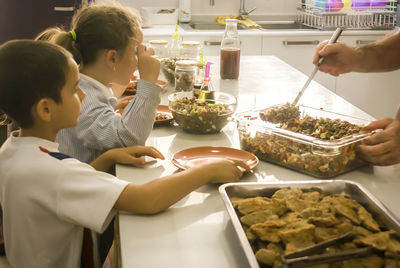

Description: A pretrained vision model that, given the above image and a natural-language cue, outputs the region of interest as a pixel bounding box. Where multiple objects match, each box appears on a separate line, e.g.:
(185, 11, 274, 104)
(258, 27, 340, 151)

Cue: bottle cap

(204, 61, 214, 82)
(149, 40, 168, 45)
(175, 60, 198, 67)
(181, 41, 200, 47)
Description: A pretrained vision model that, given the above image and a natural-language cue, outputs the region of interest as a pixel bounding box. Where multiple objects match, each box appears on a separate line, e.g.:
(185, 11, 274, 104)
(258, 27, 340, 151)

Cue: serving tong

(281, 232, 373, 267)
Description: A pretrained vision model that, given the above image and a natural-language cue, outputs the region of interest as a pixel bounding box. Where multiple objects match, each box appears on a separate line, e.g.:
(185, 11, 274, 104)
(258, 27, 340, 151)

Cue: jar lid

(149, 40, 168, 45)
(175, 60, 198, 67)
(180, 41, 200, 47)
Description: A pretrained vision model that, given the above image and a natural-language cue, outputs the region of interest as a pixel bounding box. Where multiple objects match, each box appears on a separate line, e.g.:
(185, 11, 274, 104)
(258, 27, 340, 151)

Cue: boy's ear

(105, 49, 118, 71)
(34, 98, 52, 122)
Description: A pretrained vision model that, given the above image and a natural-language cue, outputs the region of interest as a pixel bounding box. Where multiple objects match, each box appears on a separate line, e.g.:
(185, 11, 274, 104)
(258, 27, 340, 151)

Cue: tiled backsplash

(102, 0, 296, 15)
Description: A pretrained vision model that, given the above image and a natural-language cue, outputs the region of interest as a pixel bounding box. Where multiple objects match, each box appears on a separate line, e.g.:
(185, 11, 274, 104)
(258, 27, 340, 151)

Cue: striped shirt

(56, 73, 161, 163)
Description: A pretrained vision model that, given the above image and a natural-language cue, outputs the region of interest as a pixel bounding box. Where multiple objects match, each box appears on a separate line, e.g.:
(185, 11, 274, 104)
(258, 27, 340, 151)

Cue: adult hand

(359, 106, 400, 166)
(204, 159, 250, 183)
(137, 44, 160, 83)
(313, 41, 357, 76)
(108, 146, 165, 167)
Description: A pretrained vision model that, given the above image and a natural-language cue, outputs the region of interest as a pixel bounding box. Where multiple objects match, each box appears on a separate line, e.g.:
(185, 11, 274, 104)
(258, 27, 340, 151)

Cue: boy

(0, 40, 248, 268)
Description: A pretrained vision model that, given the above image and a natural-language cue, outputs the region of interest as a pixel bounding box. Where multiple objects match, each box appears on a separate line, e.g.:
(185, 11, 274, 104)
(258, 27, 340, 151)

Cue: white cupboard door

(336, 35, 400, 118)
(262, 35, 336, 92)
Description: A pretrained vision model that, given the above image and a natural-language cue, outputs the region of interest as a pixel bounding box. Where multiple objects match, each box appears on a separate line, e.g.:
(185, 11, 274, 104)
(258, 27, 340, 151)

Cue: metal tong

(281, 232, 373, 267)
(292, 27, 343, 106)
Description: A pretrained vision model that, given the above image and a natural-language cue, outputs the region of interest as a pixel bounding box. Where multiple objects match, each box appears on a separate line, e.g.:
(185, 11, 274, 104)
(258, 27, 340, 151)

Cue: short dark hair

(0, 40, 71, 128)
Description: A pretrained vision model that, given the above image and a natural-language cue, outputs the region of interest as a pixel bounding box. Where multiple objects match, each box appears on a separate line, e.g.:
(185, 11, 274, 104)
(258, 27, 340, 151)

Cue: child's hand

(137, 44, 160, 83)
(202, 159, 250, 183)
(108, 146, 165, 167)
(114, 95, 134, 111)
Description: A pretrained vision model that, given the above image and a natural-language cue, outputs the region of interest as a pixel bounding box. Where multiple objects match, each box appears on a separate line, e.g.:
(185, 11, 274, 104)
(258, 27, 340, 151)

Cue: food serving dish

(219, 180, 400, 268)
(168, 91, 236, 134)
(171, 146, 259, 170)
(154, 105, 173, 127)
(234, 104, 372, 178)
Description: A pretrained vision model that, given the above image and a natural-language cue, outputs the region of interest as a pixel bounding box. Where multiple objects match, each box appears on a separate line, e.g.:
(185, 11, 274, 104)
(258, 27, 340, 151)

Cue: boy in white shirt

(0, 40, 248, 268)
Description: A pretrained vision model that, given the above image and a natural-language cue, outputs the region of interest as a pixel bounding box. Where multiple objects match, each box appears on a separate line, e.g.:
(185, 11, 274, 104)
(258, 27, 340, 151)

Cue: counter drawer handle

(54, 6, 75, 12)
(203, 41, 221, 46)
(356, 40, 375, 45)
(283, 40, 320, 46)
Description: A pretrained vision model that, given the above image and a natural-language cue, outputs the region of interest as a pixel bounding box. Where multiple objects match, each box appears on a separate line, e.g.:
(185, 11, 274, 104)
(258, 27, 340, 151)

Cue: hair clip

(69, 30, 77, 41)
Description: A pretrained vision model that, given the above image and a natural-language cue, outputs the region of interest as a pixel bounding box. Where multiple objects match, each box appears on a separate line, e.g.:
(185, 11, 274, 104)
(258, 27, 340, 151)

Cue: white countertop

(142, 24, 392, 37)
(116, 56, 400, 268)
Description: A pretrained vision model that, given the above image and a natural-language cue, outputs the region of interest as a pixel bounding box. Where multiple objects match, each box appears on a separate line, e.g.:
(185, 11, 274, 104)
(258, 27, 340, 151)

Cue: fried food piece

(356, 231, 396, 251)
(240, 209, 279, 226)
(308, 214, 338, 227)
(331, 195, 361, 225)
(302, 191, 321, 203)
(314, 227, 340, 242)
(250, 222, 281, 243)
(272, 187, 303, 200)
(336, 220, 354, 234)
(255, 248, 279, 266)
(384, 259, 400, 268)
(286, 196, 316, 212)
(244, 226, 257, 242)
(235, 196, 273, 215)
(279, 221, 316, 253)
(358, 205, 380, 232)
(341, 254, 383, 268)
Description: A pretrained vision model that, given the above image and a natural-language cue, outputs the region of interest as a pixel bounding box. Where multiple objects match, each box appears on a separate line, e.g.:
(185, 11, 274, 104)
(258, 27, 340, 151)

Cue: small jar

(148, 40, 168, 58)
(179, 41, 200, 59)
(175, 60, 197, 92)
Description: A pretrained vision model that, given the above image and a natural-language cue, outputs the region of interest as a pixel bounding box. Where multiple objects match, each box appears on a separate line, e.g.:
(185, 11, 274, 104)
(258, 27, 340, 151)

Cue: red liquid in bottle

(220, 48, 240, 79)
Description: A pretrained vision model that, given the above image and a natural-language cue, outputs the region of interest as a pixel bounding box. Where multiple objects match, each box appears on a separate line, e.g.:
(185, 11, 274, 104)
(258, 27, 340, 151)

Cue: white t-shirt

(0, 132, 129, 268)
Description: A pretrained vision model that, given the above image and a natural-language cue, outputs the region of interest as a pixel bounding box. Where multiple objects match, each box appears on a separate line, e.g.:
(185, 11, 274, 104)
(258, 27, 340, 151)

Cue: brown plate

(154, 105, 173, 127)
(172, 146, 259, 170)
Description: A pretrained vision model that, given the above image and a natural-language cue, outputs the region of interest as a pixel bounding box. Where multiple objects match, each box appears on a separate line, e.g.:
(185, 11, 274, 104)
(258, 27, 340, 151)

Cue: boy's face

(114, 30, 143, 86)
(52, 57, 86, 129)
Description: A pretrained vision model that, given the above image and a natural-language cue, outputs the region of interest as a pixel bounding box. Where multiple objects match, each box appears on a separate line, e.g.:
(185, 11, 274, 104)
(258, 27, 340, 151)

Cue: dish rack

(296, 0, 397, 30)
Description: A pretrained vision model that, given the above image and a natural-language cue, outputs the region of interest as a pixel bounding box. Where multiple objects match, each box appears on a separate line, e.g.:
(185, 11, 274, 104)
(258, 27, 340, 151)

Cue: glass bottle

(169, 24, 180, 58)
(198, 61, 215, 100)
(220, 19, 241, 80)
(175, 60, 197, 92)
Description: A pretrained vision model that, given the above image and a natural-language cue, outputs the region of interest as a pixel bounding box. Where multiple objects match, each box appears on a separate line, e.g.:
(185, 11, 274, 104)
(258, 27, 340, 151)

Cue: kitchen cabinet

(182, 35, 262, 56)
(261, 35, 336, 92)
(0, 0, 81, 44)
(336, 35, 400, 119)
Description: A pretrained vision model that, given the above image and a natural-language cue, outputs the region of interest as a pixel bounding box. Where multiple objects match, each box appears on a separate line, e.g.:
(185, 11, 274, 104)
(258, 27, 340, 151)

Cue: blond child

(43, 5, 162, 163)
(0, 40, 248, 268)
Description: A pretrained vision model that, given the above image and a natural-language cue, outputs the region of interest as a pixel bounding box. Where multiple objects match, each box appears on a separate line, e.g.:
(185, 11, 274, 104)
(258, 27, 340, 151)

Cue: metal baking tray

(219, 180, 400, 268)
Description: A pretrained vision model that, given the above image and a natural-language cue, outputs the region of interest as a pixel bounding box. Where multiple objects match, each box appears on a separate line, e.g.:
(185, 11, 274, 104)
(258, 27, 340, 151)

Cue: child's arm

(90, 146, 164, 172)
(137, 44, 160, 83)
(113, 159, 250, 214)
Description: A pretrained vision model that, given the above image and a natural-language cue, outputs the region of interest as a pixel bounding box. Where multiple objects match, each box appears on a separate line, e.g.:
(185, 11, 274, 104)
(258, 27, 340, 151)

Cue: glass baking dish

(234, 105, 372, 178)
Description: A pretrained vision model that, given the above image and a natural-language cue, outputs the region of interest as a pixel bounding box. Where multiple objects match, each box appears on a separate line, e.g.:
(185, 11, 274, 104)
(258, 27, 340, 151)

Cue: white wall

(100, 0, 296, 15)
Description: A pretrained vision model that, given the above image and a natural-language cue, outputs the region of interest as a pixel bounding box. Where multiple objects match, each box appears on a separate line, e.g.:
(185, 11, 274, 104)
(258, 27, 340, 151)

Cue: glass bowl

(168, 91, 237, 134)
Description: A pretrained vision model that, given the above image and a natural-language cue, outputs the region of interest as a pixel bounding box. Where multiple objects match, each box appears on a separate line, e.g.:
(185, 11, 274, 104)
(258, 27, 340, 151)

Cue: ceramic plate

(154, 105, 173, 126)
(172, 146, 259, 170)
